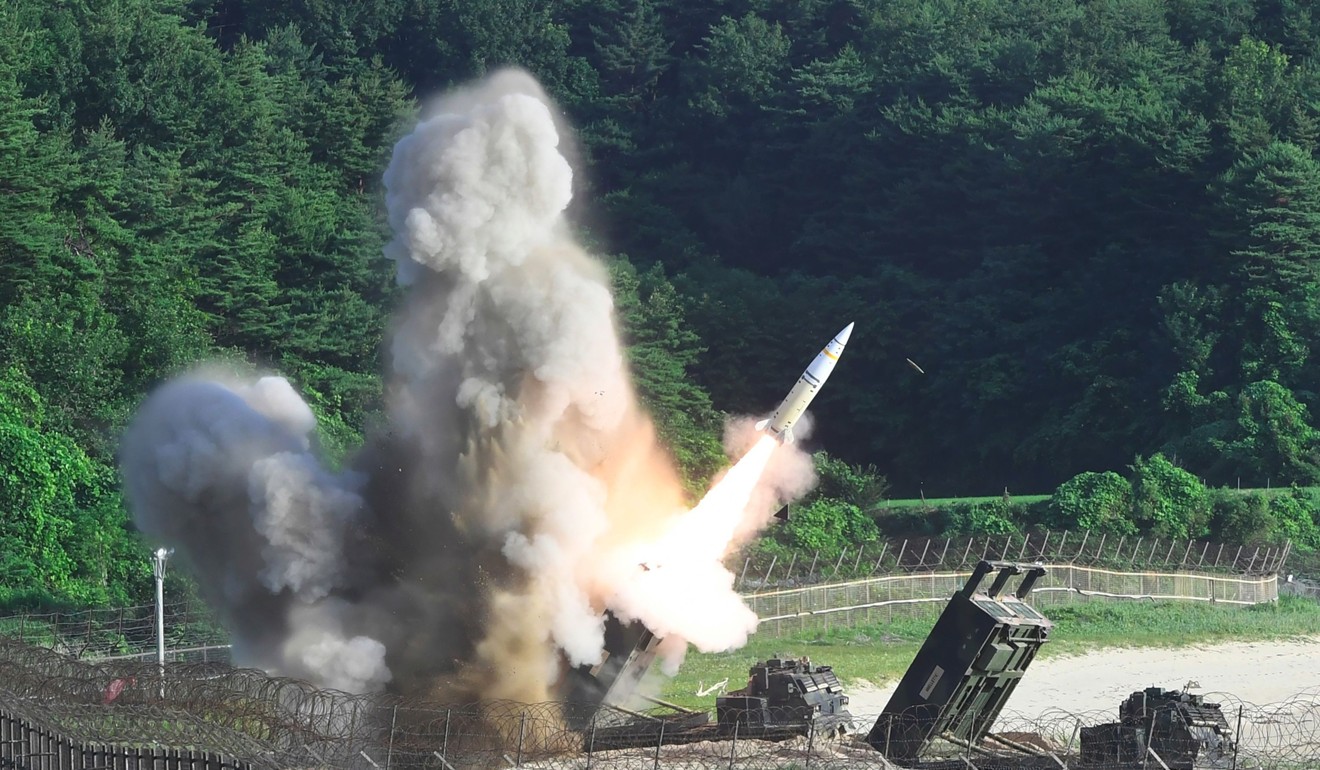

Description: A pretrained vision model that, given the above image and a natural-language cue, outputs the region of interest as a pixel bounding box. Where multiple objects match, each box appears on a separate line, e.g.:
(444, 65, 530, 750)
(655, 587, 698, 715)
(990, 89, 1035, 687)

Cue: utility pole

(153, 547, 172, 698)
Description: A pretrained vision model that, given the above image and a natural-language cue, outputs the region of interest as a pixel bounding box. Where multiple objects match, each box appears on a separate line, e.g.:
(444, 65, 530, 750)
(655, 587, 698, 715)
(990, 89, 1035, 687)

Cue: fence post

(894, 540, 907, 571)
(804, 718, 815, 770)
(653, 717, 665, 770)
(737, 558, 751, 590)
(937, 538, 951, 568)
(440, 709, 452, 766)
(762, 554, 778, 586)
(916, 540, 931, 570)
(784, 552, 798, 583)
(1093, 533, 1106, 564)
(807, 551, 820, 578)
(1075, 530, 1090, 563)
(959, 538, 973, 568)
(1232, 705, 1242, 770)
(728, 720, 738, 770)
(516, 710, 526, 768)
(1017, 534, 1028, 562)
(385, 705, 398, 770)
(1056, 531, 1068, 562)
(871, 543, 888, 575)
(832, 548, 847, 577)
(586, 722, 596, 769)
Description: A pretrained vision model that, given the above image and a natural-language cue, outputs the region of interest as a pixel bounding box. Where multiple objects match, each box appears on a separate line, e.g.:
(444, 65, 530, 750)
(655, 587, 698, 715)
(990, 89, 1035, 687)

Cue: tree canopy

(7, 0, 1320, 607)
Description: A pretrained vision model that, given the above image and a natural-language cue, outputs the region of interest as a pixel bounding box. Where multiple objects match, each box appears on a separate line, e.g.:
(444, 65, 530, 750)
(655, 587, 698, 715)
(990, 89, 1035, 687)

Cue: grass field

(657, 595, 1320, 709)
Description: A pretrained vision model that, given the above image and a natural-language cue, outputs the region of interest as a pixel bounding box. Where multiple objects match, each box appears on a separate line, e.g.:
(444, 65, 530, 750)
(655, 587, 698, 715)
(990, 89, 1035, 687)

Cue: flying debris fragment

(906, 357, 926, 374)
(755, 323, 853, 444)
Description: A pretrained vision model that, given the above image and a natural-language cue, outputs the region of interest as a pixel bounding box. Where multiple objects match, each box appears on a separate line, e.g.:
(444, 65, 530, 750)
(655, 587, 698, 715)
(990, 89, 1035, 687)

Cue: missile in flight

(755, 322, 854, 444)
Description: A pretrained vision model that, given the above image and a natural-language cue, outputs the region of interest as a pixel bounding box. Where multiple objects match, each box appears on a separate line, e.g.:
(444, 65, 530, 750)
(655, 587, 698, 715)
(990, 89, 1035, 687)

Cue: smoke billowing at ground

(120, 70, 817, 704)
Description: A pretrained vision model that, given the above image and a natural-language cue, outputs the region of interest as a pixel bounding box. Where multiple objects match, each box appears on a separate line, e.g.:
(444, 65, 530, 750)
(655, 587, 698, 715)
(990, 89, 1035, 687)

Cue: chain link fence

(0, 597, 229, 662)
(746, 565, 1280, 637)
(0, 532, 1290, 664)
(734, 531, 1291, 592)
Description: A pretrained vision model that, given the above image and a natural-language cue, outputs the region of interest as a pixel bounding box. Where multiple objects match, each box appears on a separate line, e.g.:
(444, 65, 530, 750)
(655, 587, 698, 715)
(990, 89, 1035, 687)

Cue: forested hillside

(4, 0, 1320, 608)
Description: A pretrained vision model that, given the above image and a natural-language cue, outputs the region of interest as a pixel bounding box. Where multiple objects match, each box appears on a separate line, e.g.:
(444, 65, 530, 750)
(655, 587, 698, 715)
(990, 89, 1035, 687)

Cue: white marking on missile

(906, 358, 925, 374)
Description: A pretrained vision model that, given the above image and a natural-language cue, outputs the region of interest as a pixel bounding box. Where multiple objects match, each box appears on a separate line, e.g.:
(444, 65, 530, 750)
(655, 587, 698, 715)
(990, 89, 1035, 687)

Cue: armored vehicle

(716, 657, 854, 737)
(1080, 687, 1236, 769)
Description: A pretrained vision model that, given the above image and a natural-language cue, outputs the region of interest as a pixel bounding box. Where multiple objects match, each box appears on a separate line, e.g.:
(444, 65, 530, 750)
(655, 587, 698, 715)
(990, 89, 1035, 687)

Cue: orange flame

(603, 435, 781, 652)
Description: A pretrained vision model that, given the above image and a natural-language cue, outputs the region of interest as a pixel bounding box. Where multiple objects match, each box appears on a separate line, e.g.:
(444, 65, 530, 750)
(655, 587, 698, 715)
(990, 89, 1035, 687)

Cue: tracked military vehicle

(716, 657, 855, 737)
(1080, 687, 1236, 769)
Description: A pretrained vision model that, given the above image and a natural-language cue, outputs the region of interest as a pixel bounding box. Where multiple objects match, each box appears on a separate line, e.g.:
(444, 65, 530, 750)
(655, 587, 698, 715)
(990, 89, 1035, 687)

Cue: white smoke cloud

(121, 69, 816, 705)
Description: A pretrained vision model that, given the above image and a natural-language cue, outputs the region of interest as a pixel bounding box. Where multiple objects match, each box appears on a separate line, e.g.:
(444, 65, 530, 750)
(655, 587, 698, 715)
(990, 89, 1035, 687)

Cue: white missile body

(755, 322, 854, 444)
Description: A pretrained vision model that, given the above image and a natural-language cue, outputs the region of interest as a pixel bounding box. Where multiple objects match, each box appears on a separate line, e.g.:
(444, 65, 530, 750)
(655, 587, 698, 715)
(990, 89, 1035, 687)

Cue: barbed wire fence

(734, 530, 1292, 592)
(0, 597, 232, 664)
(2, 632, 1320, 769)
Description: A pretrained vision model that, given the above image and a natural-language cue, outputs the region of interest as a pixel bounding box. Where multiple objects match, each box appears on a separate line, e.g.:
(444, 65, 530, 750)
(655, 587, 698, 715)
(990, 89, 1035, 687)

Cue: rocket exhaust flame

(119, 70, 819, 705)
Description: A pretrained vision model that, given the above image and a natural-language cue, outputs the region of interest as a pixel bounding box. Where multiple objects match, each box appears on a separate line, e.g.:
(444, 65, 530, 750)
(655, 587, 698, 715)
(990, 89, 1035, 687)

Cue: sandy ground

(848, 635, 1320, 719)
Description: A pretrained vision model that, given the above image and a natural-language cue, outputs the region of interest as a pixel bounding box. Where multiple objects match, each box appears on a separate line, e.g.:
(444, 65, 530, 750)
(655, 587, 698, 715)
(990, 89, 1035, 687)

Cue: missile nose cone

(836, 322, 855, 347)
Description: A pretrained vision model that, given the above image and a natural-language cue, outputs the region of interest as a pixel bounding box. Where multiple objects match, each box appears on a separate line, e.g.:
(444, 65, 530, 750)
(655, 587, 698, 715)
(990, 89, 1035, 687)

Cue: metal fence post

(652, 717, 665, 770)
(728, 720, 738, 770)
(1232, 705, 1242, 770)
(804, 718, 815, 770)
(385, 705, 398, 770)
(872, 542, 888, 575)
(516, 710, 526, 768)
(441, 709, 451, 764)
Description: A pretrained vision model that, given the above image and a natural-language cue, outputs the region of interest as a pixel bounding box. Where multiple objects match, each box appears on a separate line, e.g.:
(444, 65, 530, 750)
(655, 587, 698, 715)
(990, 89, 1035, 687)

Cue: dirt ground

(847, 635, 1320, 719)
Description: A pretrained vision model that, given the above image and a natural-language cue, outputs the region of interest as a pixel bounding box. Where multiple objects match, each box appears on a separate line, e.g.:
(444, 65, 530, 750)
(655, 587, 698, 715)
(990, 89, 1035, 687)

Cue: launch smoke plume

(121, 70, 816, 704)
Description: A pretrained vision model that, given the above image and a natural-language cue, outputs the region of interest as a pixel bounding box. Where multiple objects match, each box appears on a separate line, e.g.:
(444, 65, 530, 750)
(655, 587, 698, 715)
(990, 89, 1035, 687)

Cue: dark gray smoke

(121, 70, 814, 704)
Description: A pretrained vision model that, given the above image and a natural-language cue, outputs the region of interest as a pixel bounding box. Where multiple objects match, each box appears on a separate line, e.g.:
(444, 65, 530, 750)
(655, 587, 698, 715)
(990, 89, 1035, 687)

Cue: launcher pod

(867, 560, 1051, 763)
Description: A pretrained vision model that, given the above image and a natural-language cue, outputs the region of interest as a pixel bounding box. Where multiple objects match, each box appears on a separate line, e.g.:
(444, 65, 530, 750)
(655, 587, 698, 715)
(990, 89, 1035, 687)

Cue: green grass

(658, 596, 1320, 709)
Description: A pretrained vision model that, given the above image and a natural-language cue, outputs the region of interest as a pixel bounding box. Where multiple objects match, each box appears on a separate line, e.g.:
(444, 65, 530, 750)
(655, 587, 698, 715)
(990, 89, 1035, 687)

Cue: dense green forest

(5, 0, 1320, 609)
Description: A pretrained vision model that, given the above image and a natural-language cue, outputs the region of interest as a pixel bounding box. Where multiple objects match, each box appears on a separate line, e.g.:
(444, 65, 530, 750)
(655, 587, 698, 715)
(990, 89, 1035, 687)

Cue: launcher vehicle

(716, 656, 855, 737)
(1080, 687, 1237, 769)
